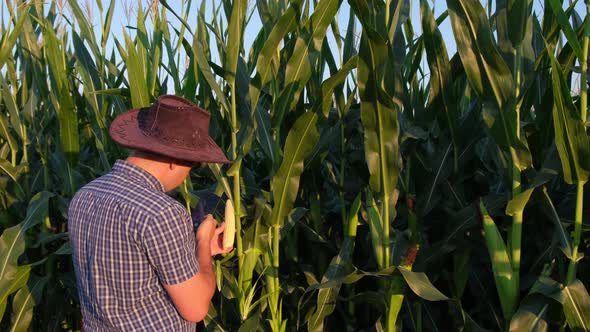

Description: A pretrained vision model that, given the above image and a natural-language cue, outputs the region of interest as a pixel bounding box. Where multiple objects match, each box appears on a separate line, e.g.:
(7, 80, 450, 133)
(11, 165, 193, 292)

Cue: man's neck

(126, 156, 167, 188)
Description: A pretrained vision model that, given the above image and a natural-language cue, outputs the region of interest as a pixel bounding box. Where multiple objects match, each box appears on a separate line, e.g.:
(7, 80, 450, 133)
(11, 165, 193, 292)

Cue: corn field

(1, 0, 589, 331)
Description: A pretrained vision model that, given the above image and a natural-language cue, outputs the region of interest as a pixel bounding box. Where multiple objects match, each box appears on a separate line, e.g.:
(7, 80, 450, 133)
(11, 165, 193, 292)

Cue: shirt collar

(111, 160, 165, 192)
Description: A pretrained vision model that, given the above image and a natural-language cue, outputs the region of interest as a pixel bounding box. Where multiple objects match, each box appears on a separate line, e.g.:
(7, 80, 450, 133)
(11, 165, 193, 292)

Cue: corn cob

(223, 199, 235, 249)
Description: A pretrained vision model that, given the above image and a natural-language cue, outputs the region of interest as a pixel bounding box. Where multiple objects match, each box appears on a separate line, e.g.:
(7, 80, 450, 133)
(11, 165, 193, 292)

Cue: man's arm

(164, 215, 230, 322)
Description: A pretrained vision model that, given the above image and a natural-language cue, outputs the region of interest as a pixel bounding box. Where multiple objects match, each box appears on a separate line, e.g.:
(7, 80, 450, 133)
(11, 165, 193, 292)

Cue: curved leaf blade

(307, 195, 360, 331)
(357, 31, 401, 195)
(0, 265, 31, 318)
(539, 187, 573, 257)
(562, 280, 590, 331)
(447, 0, 514, 108)
(273, 0, 342, 125)
(421, 0, 460, 171)
(226, 0, 247, 87)
(271, 112, 319, 226)
(546, 0, 584, 59)
(549, 55, 590, 184)
(0, 4, 30, 70)
(479, 200, 517, 319)
(319, 55, 357, 118)
(9, 276, 48, 332)
(249, 5, 299, 113)
(122, 30, 150, 108)
(0, 191, 52, 299)
(397, 268, 449, 301)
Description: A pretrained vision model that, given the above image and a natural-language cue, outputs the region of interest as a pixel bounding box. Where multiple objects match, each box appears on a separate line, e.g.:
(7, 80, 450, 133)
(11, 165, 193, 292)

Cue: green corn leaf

(343, 8, 356, 64)
(0, 4, 29, 70)
(101, 0, 116, 51)
(226, 0, 247, 87)
(72, 31, 110, 171)
(549, 55, 590, 184)
(72, 32, 104, 127)
(507, 0, 533, 48)
(307, 194, 360, 331)
(1, 79, 22, 141)
(0, 265, 31, 319)
(43, 27, 80, 164)
(330, 13, 342, 57)
(421, 0, 460, 172)
(538, 187, 573, 258)
(447, 0, 514, 109)
(562, 280, 590, 332)
(481, 103, 532, 171)
(66, 0, 100, 58)
(135, 3, 150, 92)
(386, 0, 409, 46)
(453, 249, 471, 298)
(273, 0, 342, 126)
(0, 192, 51, 317)
(506, 168, 556, 215)
(347, 193, 362, 237)
(148, 17, 163, 98)
(240, 246, 263, 295)
(162, 12, 184, 95)
(208, 163, 233, 202)
(57, 83, 80, 165)
(319, 55, 357, 118)
(397, 268, 449, 301)
(479, 200, 517, 319)
(160, 0, 193, 35)
(505, 188, 535, 216)
(191, 35, 230, 114)
(448, 0, 533, 172)
(270, 112, 319, 227)
(458, 305, 495, 332)
(509, 295, 551, 332)
(366, 190, 384, 268)
(255, 101, 276, 164)
(357, 31, 401, 198)
(0, 158, 19, 182)
(0, 113, 18, 157)
(348, 0, 385, 39)
(307, 236, 356, 332)
(123, 30, 150, 108)
(546, 0, 584, 59)
(9, 276, 48, 332)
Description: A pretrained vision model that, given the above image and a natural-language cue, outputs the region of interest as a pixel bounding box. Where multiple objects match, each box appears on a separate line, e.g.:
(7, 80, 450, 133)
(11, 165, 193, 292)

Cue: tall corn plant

(447, 0, 531, 321)
(446, 0, 590, 330)
(348, 0, 407, 329)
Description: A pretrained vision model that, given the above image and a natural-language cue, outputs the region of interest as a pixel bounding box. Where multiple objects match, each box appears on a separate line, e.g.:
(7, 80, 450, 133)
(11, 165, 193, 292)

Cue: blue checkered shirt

(68, 160, 199, 331)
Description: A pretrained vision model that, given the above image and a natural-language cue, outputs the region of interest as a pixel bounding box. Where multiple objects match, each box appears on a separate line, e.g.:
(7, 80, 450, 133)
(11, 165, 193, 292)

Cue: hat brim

(109, 109, 231, 164)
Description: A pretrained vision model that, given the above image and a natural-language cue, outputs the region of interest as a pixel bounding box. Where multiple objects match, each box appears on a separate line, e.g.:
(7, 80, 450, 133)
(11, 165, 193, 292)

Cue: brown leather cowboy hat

(109, 95, 230, 164)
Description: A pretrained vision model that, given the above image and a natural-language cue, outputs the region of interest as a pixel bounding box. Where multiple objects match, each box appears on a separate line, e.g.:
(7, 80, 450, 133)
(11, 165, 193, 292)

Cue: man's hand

(196, 214, 233, 256)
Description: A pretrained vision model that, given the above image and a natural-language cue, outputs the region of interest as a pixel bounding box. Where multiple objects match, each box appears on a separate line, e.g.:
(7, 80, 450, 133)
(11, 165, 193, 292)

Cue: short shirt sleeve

(142, 203, 199, 285)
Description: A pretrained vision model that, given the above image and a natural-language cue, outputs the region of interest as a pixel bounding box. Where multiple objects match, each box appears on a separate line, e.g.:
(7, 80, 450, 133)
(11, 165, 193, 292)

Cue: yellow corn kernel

(223, 199, 235, 249)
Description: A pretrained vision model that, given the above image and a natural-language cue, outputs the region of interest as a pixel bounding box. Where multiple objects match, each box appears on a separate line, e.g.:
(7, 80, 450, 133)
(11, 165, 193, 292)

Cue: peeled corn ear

(223, 199, 235, 249)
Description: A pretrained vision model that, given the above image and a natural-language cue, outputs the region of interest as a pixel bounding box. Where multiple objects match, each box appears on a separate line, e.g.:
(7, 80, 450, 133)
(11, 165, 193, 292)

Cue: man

(68, 95, 233, 331)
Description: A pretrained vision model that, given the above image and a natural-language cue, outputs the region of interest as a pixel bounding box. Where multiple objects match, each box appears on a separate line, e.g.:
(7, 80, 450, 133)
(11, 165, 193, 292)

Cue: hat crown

(108, 94, 230, 164)
(138, 95, 211, 151)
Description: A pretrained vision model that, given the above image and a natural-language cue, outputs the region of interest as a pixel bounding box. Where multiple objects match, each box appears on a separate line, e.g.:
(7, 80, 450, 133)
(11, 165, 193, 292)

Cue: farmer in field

(68, 95, 232, 331)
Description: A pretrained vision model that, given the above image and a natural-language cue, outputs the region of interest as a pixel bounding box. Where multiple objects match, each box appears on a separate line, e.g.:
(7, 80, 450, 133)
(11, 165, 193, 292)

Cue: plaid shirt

(68, 160, 199, 331)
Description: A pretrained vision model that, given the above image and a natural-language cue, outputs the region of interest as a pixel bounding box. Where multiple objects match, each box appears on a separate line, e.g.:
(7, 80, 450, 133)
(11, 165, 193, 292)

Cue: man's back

(68, 160, 199, 331)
